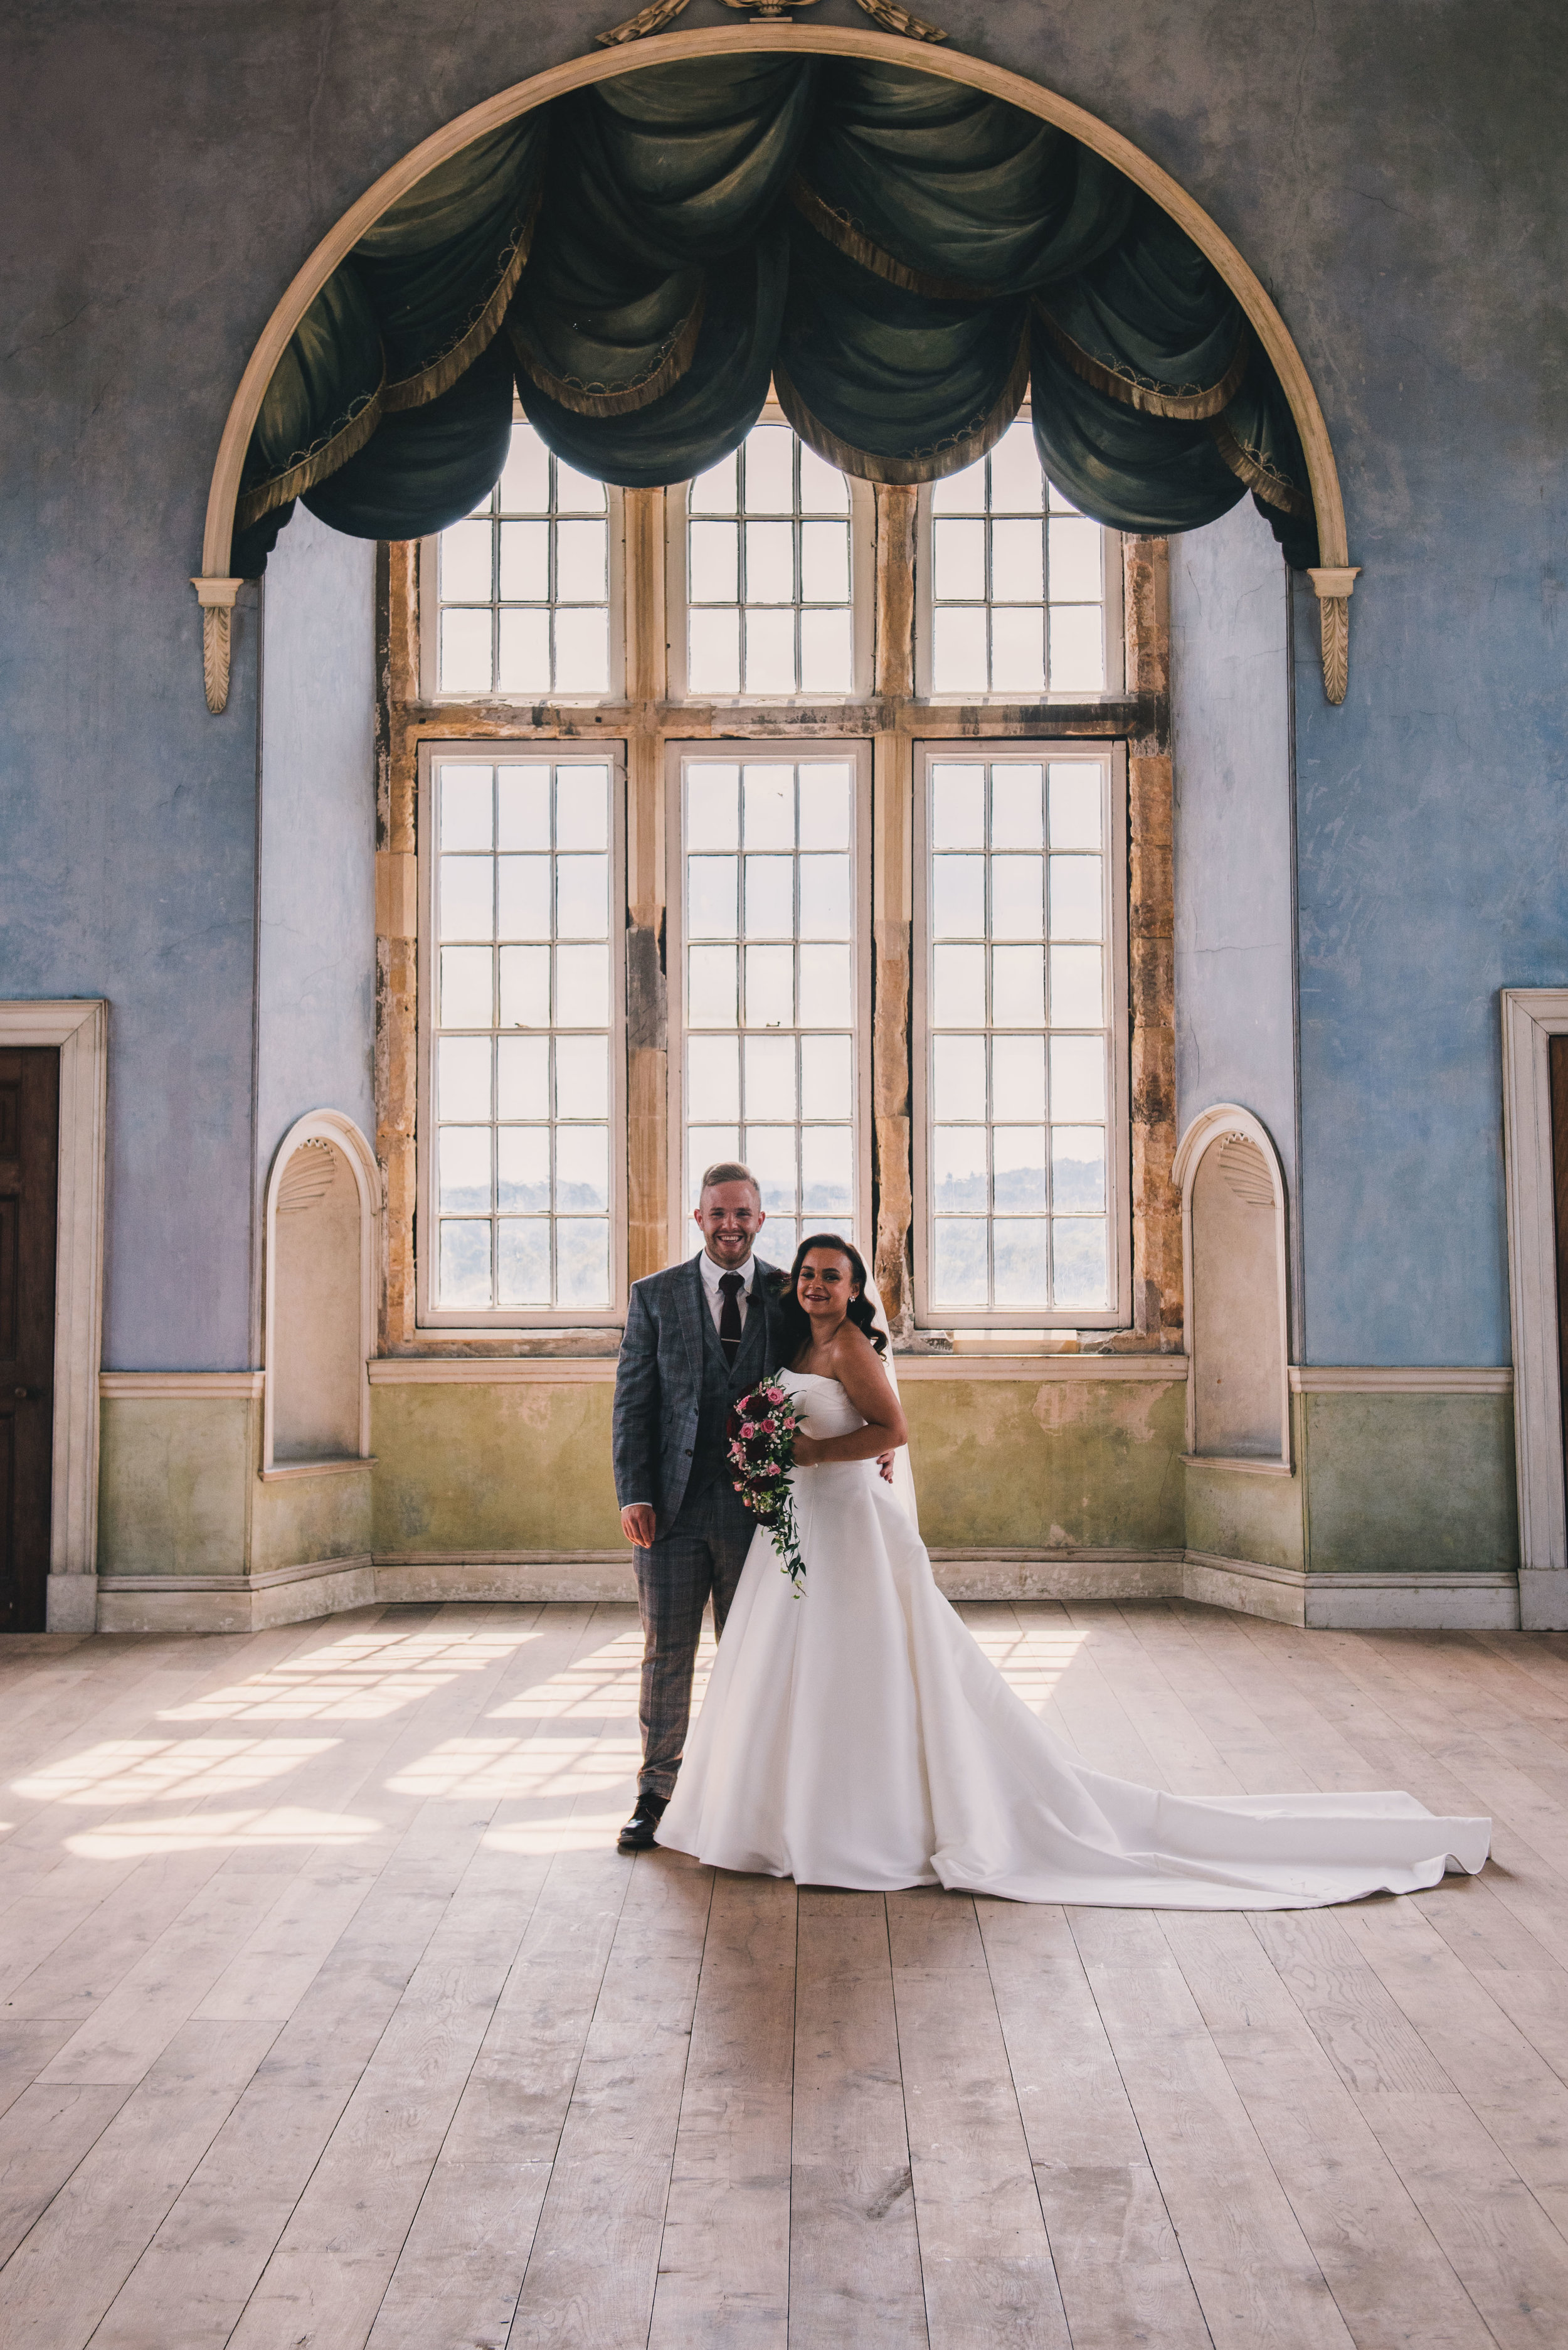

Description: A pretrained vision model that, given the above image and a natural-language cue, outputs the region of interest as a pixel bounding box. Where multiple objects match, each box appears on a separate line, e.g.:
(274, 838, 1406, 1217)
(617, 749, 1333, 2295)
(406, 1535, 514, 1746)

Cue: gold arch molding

(193, 22, 1359, 710)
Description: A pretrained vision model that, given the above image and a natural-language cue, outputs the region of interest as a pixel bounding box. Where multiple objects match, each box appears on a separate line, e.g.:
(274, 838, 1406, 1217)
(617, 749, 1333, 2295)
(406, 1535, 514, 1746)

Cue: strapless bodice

(778, 1368, 867, 1440)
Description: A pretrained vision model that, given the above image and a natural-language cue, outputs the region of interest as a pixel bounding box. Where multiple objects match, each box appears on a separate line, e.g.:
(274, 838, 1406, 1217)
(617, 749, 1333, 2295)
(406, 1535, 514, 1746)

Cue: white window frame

(913, 472, 1125, 703)
(664, 736, 874, 1270)
(418, 411, 628, 704)
(911, 740, 1131, 1330)
(415, 739, 629, 1330)
(664, 410, 875, 704)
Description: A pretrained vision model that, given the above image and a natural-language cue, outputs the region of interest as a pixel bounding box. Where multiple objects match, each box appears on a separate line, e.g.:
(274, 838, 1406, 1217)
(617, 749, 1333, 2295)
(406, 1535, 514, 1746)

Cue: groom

(612, 1161, 790, 1852)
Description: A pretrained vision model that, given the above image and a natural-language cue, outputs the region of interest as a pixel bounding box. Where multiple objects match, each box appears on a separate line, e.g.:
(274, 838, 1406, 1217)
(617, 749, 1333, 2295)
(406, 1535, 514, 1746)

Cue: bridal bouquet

(727, 1380, 808, 1593)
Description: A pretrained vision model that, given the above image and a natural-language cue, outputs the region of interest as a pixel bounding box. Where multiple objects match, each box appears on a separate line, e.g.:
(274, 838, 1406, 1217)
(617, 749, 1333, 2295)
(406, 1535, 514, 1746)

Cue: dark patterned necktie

(718, 1271, 744, 1365)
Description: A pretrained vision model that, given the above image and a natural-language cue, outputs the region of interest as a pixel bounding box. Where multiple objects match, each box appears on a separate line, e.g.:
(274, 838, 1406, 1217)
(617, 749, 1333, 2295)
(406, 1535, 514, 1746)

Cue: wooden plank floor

(2, 1600, 1567, 2347)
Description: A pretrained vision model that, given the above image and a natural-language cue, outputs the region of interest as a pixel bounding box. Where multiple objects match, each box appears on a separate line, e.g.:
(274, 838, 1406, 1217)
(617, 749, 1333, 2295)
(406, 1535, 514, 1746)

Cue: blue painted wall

(255, 509, 376, 1358)
(1, 0, 1563, 1374)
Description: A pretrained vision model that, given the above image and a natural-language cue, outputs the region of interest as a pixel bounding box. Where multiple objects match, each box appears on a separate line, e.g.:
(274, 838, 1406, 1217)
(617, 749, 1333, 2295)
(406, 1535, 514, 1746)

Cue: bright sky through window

(436, 425, 611, 698)
(930, 423, 1108, 696)
(687, 426, 852, 698)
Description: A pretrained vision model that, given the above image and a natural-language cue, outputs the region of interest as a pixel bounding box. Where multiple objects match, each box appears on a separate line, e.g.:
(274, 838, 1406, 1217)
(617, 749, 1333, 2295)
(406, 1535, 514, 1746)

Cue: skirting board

(1182, 1552, 1522, 1630)
(96, 1558, 376, 1635)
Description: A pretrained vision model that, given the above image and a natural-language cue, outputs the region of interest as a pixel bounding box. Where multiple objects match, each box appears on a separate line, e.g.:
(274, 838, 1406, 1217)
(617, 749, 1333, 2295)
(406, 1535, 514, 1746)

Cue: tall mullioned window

(914, 748, 1126, 1324)
(673, 749, 867, 1265)
(429, 425, 617, 699)
(922, 420, 1117, 698)
(420, 752, 623, 1322)
(678, 422, 862, 699)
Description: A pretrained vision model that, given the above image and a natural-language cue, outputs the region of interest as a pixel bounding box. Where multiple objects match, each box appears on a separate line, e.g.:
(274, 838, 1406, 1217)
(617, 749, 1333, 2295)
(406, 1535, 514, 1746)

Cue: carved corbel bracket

(1305, 565, 1360, 705)
(191, 577, 243, 714)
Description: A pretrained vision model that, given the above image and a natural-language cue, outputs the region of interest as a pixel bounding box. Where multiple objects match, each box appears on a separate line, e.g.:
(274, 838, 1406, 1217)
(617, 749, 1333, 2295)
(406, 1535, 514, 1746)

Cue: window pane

(989, 765, 1043, 850)
(497, 1220, 550, 1305)
(933, 856, 985, 938)
(744, 855, 795, 938)
(799, 608, 853, 696)
(687, 855, 738, 940)
(556, 764, 608, 852)
(440, 1126, 492, 1214)
(553, 607, 609, 694)
(497, 1034, 549, 1119)
(798, 854, 851, 940)
(1049, 604, 1105, 693)
(556, 1125, 610, 1212)
(933, 1127, 987, 1211)
(440, 857, 494, 941)
(1052, 1218, 1108, 1309)
(440, 767, 493, 849)
(933, 604, 987, 695)
(440, 1221, 492, 1309)
(743, 765, 795, 848)
(431, 753, 618, 1315)
(991, 1033, 1046, 1119)
(933, 944, 986, 1027)
(931, 458, 985, 514)
(798, 946, 851, 1028)
(1048, 516, 1102, 600)
(556, 520, 607, 602)
(990, 605, 1045, 696)
(497, 944, 550, 1028)
(440, 519, 492, 602)
(689, 1129, 740, 1198)
(495, 608, 551, 695)
(689, 946, 738, 1027)
(988, 421, 1042, 508)
(689, 1034, 741, 1122)
(554, 944, 609, 1028)
(439, 1036, 492, 1121)
(1048, 763, 1103, 849)
(746, 1124, 797, 1213)
(1049, 854, 1103, 940)
(1052, 1125, 1106, 1211)
(931, 765, 985, 849)
(798, 444, 849, 515)
(1049, 945, 1103, 1027)
(800, 1033, 850, 1119)
(497, 764, 551, 849)
(745, 521, 795, 603)
(933, 1220, 987, 1304)
(499, 429, 551, 511)
(744, 425, 794, 514)
(933, 1034, 986, 1121)
(498, 519, 549, 601)
(990, 518, 1044, 605)
(933, 518, 985, 601)
(687, 766, 739, 849)
(1051, 1034, 1106, 1121)
(745, 1032, 796, 1118)
(744, 607, 796, 694)
(801, 1125, 853, 1214)
(690, 521, 739, 603)
(991, 947, 1046, 1028)
(689, 607, 741, 696)
(497, 856, 549, 941)
(554, 1035, 607, 1119)
(441, 947, 492, 1028)
(440, 609, 493, 694)
(744, 945, 793, 1027)
(800, 521, 850, 603)
(691, 452, 738, 514)
(993, 1127, 1047, 1210)
(990, 855, 1044, 940)
(993, 1218, 1050, 1305)
(496, 1127, 549, 1212)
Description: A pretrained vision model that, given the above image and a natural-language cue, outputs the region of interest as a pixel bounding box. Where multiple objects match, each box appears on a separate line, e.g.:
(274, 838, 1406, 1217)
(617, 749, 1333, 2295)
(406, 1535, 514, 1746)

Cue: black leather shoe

(617, 1791, 668, 1853)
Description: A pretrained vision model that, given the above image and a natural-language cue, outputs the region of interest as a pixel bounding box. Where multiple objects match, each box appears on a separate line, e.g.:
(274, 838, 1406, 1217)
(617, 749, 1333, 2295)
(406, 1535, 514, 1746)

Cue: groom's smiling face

(694, 1179, 764, 1268)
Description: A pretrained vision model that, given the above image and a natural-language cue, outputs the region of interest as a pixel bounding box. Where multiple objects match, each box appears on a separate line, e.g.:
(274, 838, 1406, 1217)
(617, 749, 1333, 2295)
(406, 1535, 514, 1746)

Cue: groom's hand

(620, 1504, 657, 1551)
(877, 1452, 895, 1484)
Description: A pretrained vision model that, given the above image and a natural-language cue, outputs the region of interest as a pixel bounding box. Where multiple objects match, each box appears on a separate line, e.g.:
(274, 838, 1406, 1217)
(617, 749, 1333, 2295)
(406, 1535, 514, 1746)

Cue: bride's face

(797, 1249, 860, 1322)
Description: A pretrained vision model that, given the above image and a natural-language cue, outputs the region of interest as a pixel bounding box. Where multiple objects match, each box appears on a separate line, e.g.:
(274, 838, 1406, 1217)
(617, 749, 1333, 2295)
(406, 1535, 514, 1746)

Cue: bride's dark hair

(779, 1232, 887, 1360)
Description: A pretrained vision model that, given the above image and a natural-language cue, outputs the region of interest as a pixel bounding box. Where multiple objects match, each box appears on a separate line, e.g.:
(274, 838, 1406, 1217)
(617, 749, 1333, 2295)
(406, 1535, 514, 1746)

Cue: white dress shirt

(699, 1247, 755, 1332)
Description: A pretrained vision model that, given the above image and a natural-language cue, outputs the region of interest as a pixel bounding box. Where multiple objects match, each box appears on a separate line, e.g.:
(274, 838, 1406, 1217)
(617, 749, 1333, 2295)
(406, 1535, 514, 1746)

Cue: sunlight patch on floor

(159, 1624, 541, 1723)
(14, 1737, 339, 1806)
(64, 1806, 383, 1858)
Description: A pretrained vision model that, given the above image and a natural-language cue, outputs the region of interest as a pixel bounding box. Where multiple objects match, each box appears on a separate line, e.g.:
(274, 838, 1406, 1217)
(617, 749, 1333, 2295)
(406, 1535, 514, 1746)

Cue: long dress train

(656, 1371, 1490, 1908)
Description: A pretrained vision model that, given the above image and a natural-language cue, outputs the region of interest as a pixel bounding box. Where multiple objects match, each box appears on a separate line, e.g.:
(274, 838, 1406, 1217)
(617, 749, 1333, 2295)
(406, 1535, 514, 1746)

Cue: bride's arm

(792, 1326, 908, 1466)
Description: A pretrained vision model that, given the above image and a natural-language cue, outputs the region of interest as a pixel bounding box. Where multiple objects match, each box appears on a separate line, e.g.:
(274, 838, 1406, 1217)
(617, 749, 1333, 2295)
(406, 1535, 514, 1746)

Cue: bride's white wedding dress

(657, 1369, 1490, 1907)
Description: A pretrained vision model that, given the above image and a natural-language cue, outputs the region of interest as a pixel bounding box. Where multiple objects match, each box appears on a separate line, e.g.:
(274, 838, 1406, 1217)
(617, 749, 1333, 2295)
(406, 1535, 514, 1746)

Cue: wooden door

(0, 1049, 58, 1634)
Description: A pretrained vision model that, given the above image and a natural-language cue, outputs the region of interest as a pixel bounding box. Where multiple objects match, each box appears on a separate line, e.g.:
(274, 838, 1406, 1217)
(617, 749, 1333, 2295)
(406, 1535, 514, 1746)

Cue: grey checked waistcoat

(686, 1275, 771, 1503)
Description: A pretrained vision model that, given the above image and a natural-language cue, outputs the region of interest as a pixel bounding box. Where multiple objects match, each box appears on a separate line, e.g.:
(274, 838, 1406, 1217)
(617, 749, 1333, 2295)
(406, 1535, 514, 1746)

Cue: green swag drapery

(230, 55, 1317, 577)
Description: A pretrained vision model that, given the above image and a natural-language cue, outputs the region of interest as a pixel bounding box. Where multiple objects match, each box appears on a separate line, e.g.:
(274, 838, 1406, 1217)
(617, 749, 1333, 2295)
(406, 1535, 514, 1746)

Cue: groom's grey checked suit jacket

(613, 1252, 790, 1533)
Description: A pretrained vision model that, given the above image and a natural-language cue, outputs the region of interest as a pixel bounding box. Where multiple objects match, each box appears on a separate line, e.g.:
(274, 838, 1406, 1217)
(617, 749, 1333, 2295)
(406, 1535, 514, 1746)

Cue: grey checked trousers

(633, 1477, 756, 1800)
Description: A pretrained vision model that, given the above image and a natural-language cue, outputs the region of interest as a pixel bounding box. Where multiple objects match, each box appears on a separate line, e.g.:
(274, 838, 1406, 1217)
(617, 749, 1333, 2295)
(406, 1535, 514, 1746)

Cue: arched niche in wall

(263, 1110, 379, 1472)
(1172, 1103, 1291, 1473)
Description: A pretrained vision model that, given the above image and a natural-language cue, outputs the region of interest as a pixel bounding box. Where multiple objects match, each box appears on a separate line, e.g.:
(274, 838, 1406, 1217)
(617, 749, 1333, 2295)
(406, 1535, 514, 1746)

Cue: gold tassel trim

(1210, 412, 1314, 518)
(787, 176, 995, 302)
(1035, 301, 1249, 421)
(510, 283, 706, 418)
(380, 187, 542, 415)
(773, 327, 1028, 486)
(235, 371, 385, 533)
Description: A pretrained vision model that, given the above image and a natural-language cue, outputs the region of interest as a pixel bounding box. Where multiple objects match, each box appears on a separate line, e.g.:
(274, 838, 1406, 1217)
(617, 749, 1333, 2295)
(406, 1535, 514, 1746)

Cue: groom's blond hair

(699, 1159, 760, 1201)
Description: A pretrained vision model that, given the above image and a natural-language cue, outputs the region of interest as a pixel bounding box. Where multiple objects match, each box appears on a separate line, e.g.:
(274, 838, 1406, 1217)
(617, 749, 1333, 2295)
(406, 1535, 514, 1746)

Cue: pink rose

(760, 1417, 776, 1433)
(740, 1421, 756, 1438)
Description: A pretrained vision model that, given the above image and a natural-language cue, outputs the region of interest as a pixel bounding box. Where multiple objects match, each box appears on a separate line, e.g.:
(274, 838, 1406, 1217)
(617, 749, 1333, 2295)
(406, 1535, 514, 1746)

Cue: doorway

(0, 1048, 58, 1632)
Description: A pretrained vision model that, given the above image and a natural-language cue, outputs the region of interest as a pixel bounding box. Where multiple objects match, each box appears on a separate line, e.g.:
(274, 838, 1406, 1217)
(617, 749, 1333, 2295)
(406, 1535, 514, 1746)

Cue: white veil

(861, 1267, 920, 1531)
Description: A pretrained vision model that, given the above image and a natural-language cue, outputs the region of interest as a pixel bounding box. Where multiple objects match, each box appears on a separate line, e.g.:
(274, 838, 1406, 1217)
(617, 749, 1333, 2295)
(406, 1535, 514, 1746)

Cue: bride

(657, 1233, 1490, 1906)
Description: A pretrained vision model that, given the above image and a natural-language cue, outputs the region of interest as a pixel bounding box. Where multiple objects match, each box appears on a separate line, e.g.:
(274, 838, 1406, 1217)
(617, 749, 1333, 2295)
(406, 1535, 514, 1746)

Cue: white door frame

(1500, 988, 1568, 1626)
(0, 1001, 108, 1630)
